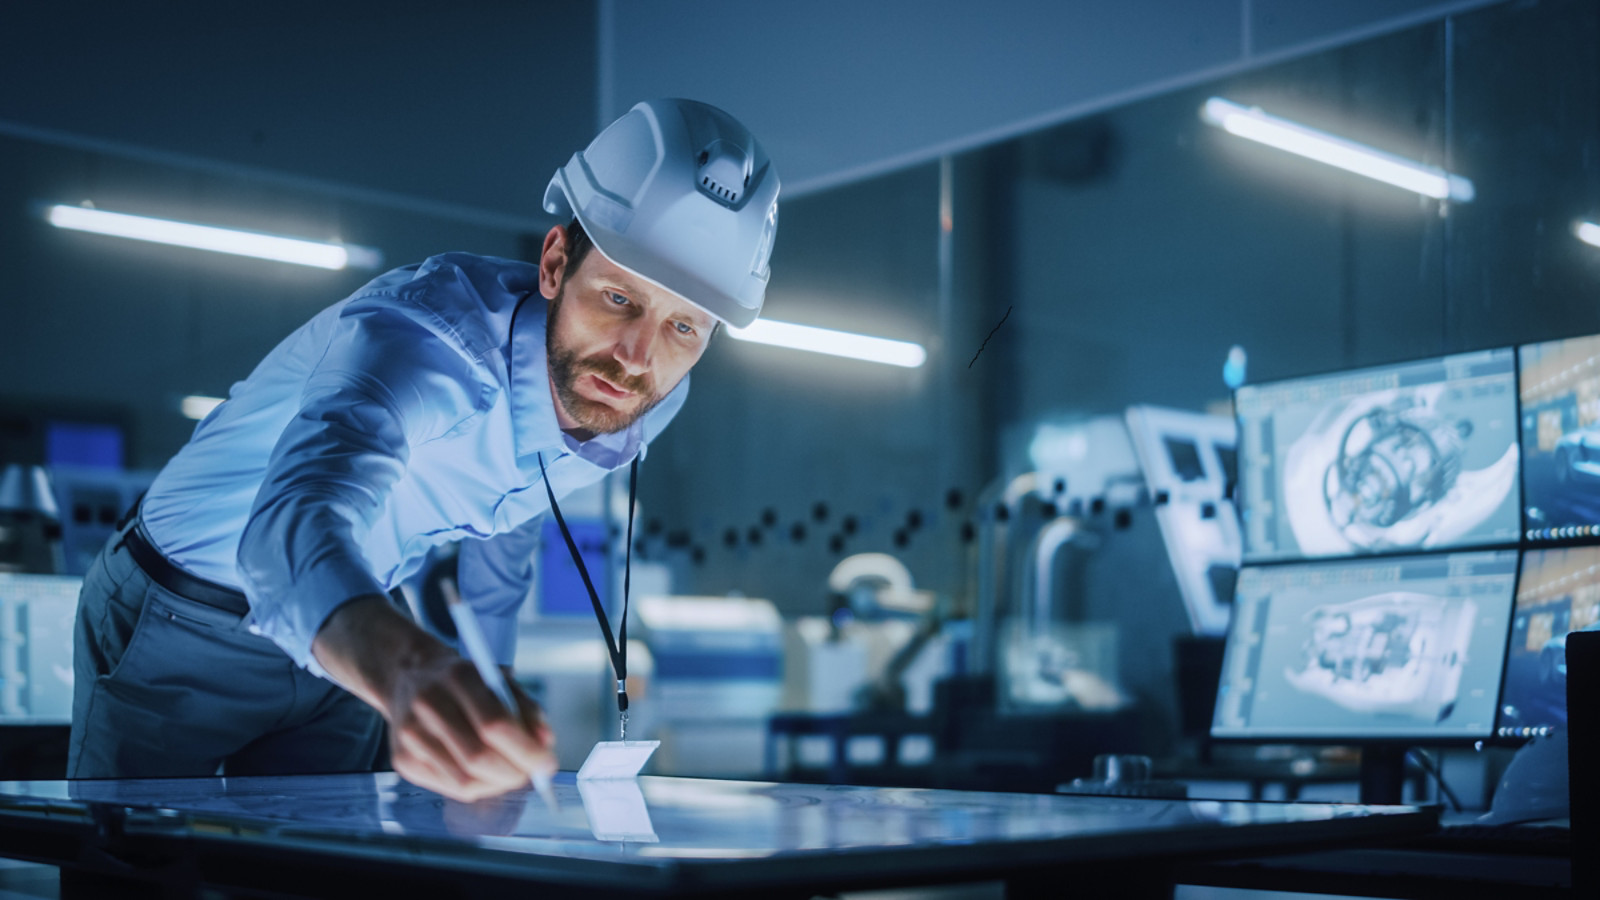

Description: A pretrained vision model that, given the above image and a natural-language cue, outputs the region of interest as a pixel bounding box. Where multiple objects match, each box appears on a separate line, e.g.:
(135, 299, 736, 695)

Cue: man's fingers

(412, 686, 527, 787)
(396, 725, 476, 799)
(449, 668, 555, 777)
(383, 656, 554, 802)
(394, 751, 456, 800)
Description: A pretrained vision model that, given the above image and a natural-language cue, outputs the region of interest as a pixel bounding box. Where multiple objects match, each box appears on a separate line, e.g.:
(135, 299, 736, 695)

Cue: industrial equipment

(635, 594, 783, 777)
(1124, 406, 1240, 636)
(0, 465, 62, 575)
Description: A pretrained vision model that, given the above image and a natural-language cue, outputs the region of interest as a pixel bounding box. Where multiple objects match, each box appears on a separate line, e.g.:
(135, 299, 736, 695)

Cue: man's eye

(674, 321, 696, 336)
(605, 291, 630, 306)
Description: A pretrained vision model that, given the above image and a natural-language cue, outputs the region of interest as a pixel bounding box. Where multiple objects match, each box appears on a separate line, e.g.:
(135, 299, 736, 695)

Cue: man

(68, 99, 780, 803)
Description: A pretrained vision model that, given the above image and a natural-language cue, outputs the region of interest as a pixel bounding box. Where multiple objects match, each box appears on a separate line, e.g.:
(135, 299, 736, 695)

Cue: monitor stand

(1358, 746, 1407, 805)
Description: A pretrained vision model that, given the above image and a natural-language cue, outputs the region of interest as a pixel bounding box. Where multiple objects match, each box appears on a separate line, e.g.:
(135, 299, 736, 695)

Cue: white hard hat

(543, 98, 780, 328)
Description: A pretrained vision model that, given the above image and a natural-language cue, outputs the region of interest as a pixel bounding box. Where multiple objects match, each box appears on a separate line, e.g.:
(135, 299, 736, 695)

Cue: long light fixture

(1576, 220, 1600, 249)
(727, 319, 926, 368)
(45, 204, 382, 270)
(180, 395, 225, 420)
(1200, 98, 1475, 202)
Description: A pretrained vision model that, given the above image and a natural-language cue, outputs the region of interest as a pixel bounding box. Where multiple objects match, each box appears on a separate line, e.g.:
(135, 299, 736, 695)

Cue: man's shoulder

(346, 253, 542, 363)
(398, 253, 542, 316)
(417, 252, 541, 285)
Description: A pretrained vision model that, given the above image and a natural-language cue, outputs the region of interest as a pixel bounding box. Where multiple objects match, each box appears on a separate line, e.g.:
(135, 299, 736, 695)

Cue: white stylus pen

(441, 578, 557, 809)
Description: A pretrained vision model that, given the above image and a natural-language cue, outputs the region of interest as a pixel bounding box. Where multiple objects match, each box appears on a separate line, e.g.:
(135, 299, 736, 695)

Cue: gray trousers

(67, 525, 384, 778)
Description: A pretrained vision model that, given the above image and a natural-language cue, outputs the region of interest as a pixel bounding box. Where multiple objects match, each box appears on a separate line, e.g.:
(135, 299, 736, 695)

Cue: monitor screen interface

(1498, 546, 1600, 738)
(1236, 349, 1520, 562)
(0, 573, 82, 721)
(1212, 550, 1517, 739)
(1519, 332, 1600, 541)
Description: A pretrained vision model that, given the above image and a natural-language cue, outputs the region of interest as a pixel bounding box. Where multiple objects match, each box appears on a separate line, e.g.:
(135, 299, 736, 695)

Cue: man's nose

(614, 319, 655, 375)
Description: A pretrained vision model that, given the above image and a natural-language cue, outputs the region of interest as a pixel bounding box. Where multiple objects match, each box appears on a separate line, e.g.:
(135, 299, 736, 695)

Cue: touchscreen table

(0, 773, 1436, 899)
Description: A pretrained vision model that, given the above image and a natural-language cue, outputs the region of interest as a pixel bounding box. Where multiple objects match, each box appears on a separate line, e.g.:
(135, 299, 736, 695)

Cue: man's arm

(237, 298, 552, 802)
(456, 513, 546, 667)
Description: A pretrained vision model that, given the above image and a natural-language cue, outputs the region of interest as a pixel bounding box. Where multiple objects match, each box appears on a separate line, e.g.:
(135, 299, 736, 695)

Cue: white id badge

(576, 740, 660, 843)
(577, 778, 658, 843)
(576, 740, 659, 781)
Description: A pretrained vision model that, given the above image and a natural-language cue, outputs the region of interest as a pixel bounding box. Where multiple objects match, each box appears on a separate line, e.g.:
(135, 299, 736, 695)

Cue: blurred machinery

(46, 465, 152, 576)
(770, 553, 956, 784)
(1124, 406, 1240, 636)
(636, 595, 782, 777)
(762, 406, 1242, 790)
(0, 465, 63, 575)
(942, 406, 1241, 788)
(782, 553, 950, 716)
(0, 464, 76, 781)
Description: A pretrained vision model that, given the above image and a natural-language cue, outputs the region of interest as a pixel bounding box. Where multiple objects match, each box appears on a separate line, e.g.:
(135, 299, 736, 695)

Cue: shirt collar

(508, 296, 687, 470)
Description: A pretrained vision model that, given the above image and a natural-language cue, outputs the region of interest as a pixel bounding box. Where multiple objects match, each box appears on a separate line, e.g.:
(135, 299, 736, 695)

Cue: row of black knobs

(621, 476, 1231, 566)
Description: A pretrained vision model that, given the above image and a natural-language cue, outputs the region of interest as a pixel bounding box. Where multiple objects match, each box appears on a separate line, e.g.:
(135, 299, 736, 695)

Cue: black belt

(120, 519, 252, 617)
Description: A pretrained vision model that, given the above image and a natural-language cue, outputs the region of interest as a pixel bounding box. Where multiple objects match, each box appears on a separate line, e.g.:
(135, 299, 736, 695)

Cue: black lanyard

(537, 452, 636, 715)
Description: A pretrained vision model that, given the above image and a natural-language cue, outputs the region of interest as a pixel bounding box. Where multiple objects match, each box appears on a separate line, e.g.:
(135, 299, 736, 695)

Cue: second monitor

(1213, 550, 1518, 740)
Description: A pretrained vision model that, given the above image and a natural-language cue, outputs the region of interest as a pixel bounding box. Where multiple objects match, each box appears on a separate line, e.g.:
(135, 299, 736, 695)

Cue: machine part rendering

(1283, 591, 1476, 722)
(1322, 396, 1468, 541)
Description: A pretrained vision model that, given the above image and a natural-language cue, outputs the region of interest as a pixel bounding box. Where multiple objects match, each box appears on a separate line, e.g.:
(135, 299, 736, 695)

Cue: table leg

(59, 867, 171, 899)
(1006, 864, 1175, 899)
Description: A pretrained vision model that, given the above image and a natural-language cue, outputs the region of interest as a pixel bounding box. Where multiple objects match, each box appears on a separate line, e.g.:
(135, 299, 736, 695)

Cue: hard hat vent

(696, 139, 752, 208)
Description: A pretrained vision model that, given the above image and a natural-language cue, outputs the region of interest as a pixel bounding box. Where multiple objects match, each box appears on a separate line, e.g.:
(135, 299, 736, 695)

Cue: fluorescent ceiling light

(180, 395, 224, 420)
(1200, 98, 1475, 202)
(45, 204, 382, 270)
(727, 318, 926, 368)
(1576, 220, 1600, 249)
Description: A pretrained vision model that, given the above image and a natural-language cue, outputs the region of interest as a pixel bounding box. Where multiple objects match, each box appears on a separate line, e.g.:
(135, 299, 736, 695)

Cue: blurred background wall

(2, 0, 1595, 622)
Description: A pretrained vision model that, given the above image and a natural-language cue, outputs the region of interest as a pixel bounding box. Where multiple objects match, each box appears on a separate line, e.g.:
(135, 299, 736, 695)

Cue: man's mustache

(573, 356, 650, 396)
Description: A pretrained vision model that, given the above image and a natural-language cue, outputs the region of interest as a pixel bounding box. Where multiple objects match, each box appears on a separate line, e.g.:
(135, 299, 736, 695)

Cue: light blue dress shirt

(140, 253, 688, 679)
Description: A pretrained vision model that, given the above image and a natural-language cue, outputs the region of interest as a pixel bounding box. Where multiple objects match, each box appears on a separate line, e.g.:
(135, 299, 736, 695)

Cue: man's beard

(546, 294, 666, 435)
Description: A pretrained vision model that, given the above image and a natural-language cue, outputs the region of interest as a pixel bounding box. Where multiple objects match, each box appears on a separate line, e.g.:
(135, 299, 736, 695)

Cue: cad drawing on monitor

(1283, 590, 1477, 724)
(1281, 385, 1518, 556)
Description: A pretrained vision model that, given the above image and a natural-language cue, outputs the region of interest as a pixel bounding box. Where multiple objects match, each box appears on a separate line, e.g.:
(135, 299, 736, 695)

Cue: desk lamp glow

(727, 319, 926, 368)
(1200, 98, 1474, 203)
(46, 205, 382, 271)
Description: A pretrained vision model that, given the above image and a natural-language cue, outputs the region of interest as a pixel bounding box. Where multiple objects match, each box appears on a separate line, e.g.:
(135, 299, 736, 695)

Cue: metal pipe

(1029, 516, 1084, 636)
(973, 471, 1041, 674)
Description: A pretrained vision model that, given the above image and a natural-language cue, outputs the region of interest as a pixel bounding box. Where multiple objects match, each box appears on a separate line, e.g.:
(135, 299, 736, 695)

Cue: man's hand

(311, 595, 556, 803)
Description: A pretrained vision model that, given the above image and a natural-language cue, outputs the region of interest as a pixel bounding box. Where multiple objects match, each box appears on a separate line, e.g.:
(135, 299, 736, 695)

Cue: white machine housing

(1124, 405, 1242, 635)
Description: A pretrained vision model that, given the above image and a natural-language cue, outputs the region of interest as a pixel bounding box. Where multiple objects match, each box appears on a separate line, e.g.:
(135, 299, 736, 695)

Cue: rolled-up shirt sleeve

(457, 513, 544, 667)
(237, 299, 483, 678)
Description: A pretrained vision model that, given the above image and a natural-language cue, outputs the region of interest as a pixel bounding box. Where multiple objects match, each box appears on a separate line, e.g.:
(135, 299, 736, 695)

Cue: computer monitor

(1497, 546, 1600, 739)
(1518, 332, 1600, 541)
(1211, 550, 1518, 741)
(0, 572, 81, 722)
(1235, 348, 1521, 563)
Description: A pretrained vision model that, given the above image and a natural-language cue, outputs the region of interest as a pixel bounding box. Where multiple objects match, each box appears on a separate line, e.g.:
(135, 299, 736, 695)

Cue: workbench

(0, 772, 1436, 899)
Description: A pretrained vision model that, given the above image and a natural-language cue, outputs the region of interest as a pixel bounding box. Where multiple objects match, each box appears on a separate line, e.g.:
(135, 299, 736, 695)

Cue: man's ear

(538, 225, 568, 301)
